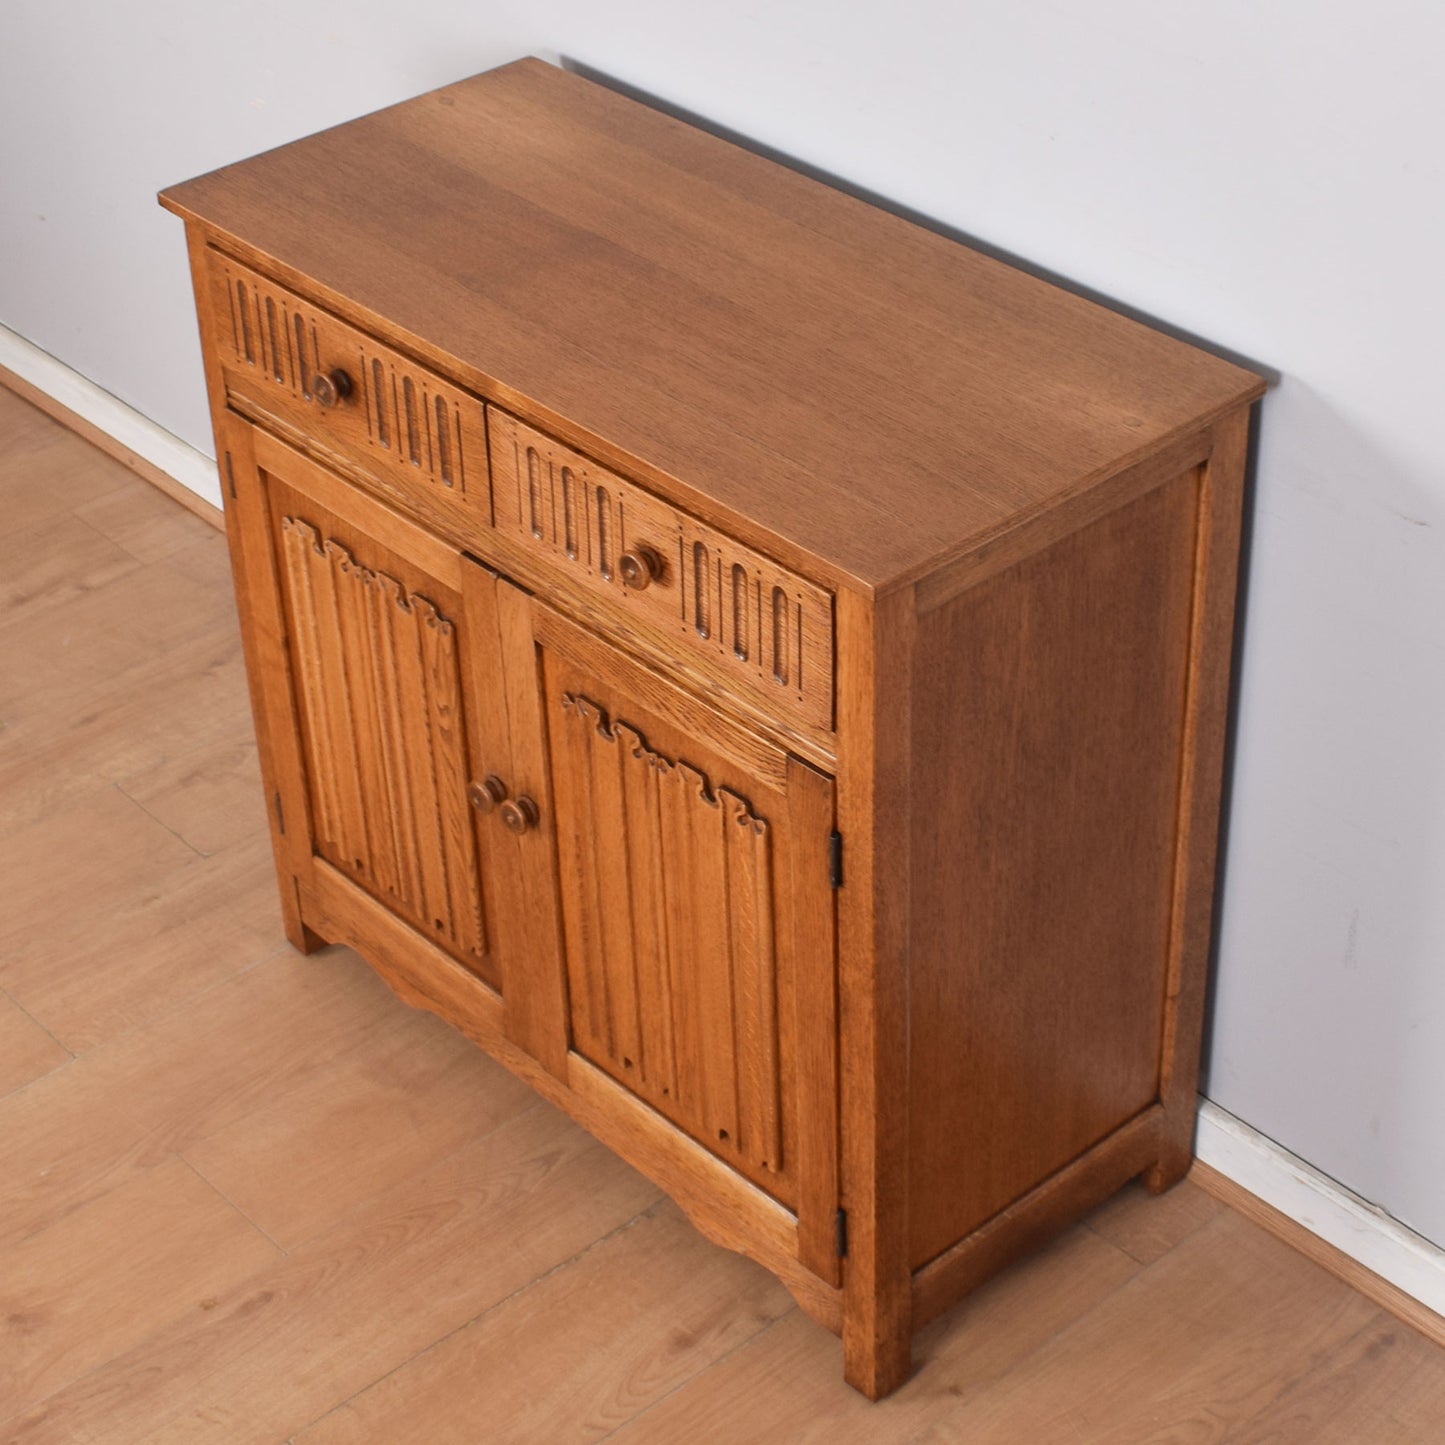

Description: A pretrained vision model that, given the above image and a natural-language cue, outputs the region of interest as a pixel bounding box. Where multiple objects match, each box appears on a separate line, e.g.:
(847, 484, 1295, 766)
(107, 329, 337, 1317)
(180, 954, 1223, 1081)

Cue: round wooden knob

(467, 775, 508, 813)
(619, 545, 663, 591)
(311, 368, 354, 408)
(499, 796, 539, 834)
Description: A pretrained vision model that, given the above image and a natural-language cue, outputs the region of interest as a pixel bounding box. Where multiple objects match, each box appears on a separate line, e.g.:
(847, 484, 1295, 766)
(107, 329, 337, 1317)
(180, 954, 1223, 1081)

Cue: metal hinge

(828, 830, 843, 890)
(835, 1207, 849, 1258)
(274, 791, 285, 834)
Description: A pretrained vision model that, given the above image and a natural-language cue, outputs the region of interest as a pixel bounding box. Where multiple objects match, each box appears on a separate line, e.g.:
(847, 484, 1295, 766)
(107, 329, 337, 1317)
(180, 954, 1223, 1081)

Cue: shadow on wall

(560, 56, 1281, 387)
(1204, 374, 1445, 1244)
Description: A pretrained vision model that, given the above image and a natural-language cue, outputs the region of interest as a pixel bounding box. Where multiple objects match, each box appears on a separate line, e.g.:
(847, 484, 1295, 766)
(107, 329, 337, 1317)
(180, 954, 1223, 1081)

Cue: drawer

(206, 250, 490, 537)
(488, 408, 835, 736)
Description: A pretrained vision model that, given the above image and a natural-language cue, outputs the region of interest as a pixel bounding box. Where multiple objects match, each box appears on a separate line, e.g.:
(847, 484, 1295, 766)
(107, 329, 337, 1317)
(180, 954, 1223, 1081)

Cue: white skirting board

(0, 322, 220, 510)
(1196, 1098, 1445, 1320)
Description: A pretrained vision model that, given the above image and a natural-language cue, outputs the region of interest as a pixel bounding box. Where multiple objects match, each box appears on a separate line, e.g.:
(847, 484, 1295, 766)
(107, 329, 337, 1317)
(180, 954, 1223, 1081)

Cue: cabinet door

(466, 562, 841, 1280)
(242, 427, 500, 988)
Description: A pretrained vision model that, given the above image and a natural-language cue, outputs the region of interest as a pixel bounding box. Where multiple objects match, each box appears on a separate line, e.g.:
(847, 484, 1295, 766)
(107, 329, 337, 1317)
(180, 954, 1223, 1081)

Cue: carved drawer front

(208, 251, 489, 539)
(488, 408, 835, 737)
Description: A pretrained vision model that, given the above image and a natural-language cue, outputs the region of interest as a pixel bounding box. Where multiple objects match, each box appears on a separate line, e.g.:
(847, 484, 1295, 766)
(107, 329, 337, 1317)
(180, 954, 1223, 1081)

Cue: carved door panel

(464, 562, 841, 1281)
(255, 436, 500, 989)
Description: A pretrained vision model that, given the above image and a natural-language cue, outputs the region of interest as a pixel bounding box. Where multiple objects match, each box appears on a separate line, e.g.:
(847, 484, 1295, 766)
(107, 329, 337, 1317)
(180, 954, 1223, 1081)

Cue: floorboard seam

(0, 981, 76, 1064)
(175, 1149, 291, 1258)
(114, 782, 211, 860)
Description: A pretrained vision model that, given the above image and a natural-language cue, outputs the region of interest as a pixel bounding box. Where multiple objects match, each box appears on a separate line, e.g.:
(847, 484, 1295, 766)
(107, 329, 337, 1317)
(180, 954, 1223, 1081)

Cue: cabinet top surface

(162, 58, 1263, 591)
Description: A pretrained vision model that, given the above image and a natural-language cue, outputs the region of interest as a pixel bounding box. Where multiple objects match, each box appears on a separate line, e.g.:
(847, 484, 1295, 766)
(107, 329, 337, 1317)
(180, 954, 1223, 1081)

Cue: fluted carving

(279, 517, 484, 965)
(219, 260, 477, 501)
(488, 409, 835, 735)
(551, 692, 786, 1188)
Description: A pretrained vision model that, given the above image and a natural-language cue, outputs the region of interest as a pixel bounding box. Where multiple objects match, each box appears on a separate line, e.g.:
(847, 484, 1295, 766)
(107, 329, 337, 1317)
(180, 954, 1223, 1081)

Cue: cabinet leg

(286, 919, 328, 956)
(279, 877, 327, 956)
(1144, 1110, 1196, 1194)
(843, 1309, 913, 1400)
(1144, 1149, 1192, 1195)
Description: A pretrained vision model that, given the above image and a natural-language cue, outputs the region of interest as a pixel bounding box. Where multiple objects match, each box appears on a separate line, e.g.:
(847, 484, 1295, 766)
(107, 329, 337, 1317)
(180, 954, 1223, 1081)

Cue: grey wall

(4, 2, 1443, 1245)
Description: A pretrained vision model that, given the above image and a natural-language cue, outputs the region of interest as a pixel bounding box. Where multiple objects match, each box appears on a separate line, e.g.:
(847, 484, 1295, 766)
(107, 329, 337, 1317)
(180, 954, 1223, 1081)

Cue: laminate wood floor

(3, 383, 1443, 1443)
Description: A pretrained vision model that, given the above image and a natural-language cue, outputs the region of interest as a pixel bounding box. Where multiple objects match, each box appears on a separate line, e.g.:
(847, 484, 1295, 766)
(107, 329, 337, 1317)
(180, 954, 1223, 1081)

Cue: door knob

(499, 796, 539, 834)
(619, 545, 663, 591)
(311, 368, 354, 407)
(467, 775, 508, 813)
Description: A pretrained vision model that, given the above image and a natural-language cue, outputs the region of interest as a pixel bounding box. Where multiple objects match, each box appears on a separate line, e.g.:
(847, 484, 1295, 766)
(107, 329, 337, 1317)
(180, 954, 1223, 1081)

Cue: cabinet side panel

(907, 468, 1200, 1269)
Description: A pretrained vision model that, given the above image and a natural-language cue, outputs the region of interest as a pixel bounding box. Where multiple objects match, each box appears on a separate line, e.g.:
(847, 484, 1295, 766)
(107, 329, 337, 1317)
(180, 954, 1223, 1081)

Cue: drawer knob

(619, 545, 663, 591)
(500, 796, 540, 834)
(311, 368, 354, 408)
(467, 775, 508, 813)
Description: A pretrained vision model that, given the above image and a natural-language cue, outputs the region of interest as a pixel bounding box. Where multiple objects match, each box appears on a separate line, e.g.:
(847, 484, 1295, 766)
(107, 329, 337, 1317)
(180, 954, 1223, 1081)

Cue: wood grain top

(161, 58, 1264, 591)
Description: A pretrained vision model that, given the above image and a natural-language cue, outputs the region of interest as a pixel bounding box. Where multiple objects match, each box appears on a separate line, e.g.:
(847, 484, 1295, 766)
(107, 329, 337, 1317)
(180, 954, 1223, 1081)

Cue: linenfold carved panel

(551, 691, 789, 1197)
(278, 517, 486, 968)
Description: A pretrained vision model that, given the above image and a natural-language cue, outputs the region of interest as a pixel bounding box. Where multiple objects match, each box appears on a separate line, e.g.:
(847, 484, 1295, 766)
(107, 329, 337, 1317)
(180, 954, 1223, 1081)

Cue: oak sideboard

(161, 57, 1265, 1397)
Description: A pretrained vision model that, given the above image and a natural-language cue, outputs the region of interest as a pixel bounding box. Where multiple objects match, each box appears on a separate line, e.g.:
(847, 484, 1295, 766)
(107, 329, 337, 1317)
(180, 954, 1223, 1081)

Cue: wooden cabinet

(161, 58, 1264, 1398)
